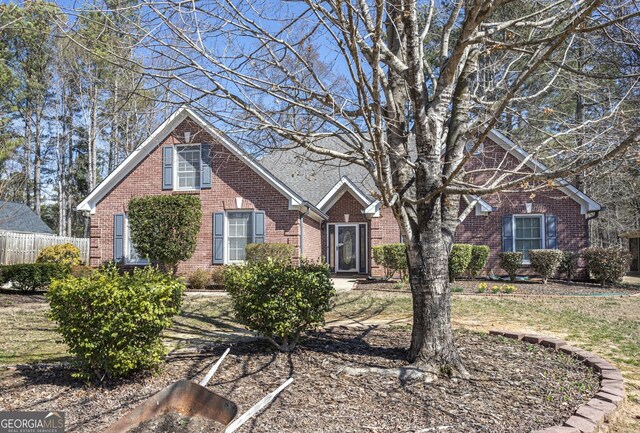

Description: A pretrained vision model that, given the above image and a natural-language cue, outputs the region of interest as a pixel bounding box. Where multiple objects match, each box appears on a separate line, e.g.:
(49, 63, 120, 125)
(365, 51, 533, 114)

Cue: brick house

(77, 107, 602, 277)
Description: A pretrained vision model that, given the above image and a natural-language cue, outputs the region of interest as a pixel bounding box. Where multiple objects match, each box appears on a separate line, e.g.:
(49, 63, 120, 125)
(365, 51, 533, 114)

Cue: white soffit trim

(470, 195, 494, 216)
(77, 106, 318, 217)
(487, 130, 603, 214)
(317, 176, 375, 212)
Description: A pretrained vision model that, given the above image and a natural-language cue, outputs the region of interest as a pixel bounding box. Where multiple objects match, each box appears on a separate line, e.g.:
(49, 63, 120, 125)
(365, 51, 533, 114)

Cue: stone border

(489, 330, 626, 433)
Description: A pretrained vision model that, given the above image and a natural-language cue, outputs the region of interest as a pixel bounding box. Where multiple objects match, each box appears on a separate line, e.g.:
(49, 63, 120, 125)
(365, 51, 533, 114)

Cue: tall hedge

(128, 195, 202, 274)
(467, 245, 490, 278)
(448, 244, 473, 282)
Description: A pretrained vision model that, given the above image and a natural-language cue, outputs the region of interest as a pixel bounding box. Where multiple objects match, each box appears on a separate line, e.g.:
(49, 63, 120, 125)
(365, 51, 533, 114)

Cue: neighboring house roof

(76, 106, 327, 221)
(0, 201, 54, 234)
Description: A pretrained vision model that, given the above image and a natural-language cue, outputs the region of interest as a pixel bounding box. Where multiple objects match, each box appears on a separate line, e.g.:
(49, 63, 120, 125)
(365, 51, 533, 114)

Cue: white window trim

(124, 215, 149, 265)
(512, 214, 545, 265)
(225, 210, 257, 264)
(174, 143, 202, 191)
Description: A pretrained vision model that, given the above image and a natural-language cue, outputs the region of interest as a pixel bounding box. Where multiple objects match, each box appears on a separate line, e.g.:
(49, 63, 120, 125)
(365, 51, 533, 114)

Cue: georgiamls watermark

(0, 412, 65, 433)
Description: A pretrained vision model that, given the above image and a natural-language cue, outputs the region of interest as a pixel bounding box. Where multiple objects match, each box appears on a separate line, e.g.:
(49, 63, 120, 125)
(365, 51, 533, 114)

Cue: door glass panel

(338, 226, 357, 271)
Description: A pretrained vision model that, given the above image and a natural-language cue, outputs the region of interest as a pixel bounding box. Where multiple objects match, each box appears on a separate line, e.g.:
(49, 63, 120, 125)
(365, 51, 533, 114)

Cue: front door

(336, 225, 358, 272)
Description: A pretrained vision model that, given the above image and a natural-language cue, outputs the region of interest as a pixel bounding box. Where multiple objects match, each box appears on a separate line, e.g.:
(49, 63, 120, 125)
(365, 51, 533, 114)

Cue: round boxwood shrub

(188, 268, 211, 290)
(467, 245, 490, 279)
(448, 244, 473, 282)
(582, 247, 631, 287)
(529, 249, 564, 284)
(47, 265, 184, 380)
(558, 251, 580, 281)
(36, 243, 83, 267)
(245, 243, 295, 264)
(498, 252, 523, 282)
(128, 195, 202, 274)
(372, 244, 407, 280)
(224, 260, 335, 352)
(1, 263, 69, 291)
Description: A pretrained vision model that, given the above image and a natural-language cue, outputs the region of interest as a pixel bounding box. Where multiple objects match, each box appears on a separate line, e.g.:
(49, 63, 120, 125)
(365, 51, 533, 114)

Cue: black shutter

(200, 144, 212, 189)
(546, 215, 557, 249)
(162, 146, 173, 190)
(502, 216, 514, 252)
(213, 212, 225, 264)
(113, 214, 125, 262)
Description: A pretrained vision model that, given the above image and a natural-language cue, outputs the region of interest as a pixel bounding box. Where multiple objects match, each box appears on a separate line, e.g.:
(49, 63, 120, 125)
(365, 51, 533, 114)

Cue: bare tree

(84, 0, 640, 377)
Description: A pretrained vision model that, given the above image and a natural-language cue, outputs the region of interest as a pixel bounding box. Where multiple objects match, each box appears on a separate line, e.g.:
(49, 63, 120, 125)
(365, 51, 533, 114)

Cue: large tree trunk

(404, 200, 468, 378)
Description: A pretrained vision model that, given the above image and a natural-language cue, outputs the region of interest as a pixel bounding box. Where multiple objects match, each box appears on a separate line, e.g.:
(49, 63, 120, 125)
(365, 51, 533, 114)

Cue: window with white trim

(227, 211, 253, 262)
(514, 215, 544, 262)
(175, 144, 201, 190)
(125, 216, 149, 265)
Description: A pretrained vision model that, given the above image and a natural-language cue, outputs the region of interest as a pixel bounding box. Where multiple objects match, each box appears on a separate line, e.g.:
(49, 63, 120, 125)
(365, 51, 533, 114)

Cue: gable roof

(76, 106, 326, 221)
(487, 130, 603, 214)
(0, 201, 54, 234)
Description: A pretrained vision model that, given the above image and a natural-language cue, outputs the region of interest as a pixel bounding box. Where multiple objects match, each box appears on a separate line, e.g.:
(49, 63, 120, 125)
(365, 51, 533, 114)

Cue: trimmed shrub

(448, 244, 472, 282)
(558, 251, 580, 281)
(468, 245, 490, 278)
(47, 265, 184, 380)
(372, 244, 407, 280)
(224, 260, 335, 352)
(245, 243, 295, 264)
(211, 266, 226, 287)
(36, 243, 83, 267)
(498, 252, 522, 281)
(2, 263, 69, 291)
(582, 247, 631, 287)
(529, 249, 564, 284)
(188, 269, 211, 290)
(128, 195, 202, 274)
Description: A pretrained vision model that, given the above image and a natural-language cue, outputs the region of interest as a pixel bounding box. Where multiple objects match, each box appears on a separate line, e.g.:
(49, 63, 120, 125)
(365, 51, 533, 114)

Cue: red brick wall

(455, 190, 587, 275)
(370, 206, 401, 277)
(301, 216, 322, 262)
(456, 138, 588, 275)
(90, 118, 301, 274)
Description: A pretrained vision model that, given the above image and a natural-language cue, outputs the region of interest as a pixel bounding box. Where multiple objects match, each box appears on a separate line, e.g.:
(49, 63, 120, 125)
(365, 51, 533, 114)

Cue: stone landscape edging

(489, 330, 626, 433)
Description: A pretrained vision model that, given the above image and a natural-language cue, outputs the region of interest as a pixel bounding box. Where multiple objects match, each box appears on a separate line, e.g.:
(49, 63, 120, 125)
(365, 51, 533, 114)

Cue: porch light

(525, 202, 533, 213)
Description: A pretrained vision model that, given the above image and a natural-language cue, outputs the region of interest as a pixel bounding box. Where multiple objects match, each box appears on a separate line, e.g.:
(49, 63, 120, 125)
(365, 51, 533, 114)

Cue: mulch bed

(356, 278, 640, 296)
(0, 327, 599, 432)
(0, 288, 48, 307)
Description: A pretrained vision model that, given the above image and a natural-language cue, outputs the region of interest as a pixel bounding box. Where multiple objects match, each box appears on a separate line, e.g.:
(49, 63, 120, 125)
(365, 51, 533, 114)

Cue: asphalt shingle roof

(0, 201, 54, 234)
(259, 136, 376, 206)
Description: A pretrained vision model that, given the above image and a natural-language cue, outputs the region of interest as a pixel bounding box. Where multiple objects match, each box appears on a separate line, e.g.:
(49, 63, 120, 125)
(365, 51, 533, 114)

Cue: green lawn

(1, 291, 639, 432)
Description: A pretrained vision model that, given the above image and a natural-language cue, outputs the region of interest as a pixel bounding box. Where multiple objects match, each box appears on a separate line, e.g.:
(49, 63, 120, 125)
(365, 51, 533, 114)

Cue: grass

(1, 290, 639, 432)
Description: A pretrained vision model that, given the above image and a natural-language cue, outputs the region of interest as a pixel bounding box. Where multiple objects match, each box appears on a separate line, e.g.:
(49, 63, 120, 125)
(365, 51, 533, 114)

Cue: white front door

(336, 225, 358, 272)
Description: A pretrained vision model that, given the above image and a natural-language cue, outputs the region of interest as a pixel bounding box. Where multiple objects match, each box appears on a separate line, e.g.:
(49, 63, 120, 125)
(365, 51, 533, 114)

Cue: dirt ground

(0, 328, 598, 433)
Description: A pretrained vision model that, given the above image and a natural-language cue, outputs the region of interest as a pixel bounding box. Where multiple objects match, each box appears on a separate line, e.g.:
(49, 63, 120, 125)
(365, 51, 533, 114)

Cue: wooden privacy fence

(0, 231, 90, 265)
